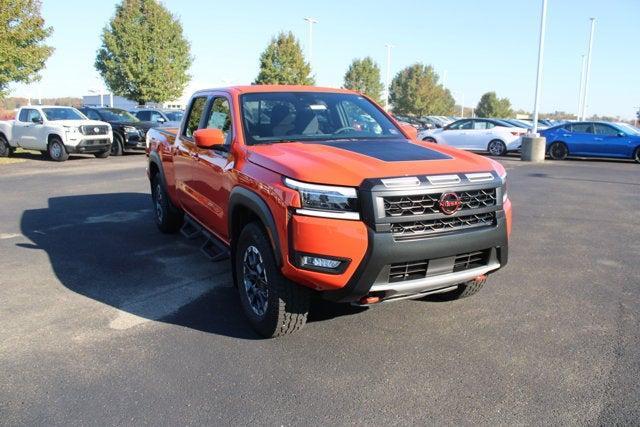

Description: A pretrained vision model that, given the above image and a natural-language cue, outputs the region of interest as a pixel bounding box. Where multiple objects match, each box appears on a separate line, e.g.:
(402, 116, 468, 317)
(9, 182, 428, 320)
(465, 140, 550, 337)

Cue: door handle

(594, 137, 603, 141)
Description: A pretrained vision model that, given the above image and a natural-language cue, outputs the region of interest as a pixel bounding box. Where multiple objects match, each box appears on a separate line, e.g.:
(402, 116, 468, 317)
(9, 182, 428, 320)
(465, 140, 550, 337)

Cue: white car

(418, 118, 525, 156)
(0, 106, 112, 161)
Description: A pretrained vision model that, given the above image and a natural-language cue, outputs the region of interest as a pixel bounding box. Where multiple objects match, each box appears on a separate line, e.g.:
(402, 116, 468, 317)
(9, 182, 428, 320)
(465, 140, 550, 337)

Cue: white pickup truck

(0, 106, 113, 161)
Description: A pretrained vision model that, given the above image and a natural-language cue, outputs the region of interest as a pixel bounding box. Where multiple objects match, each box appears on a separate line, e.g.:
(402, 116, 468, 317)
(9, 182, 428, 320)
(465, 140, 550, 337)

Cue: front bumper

(124, 130, 147, 150)
(66, 138, 112, 153)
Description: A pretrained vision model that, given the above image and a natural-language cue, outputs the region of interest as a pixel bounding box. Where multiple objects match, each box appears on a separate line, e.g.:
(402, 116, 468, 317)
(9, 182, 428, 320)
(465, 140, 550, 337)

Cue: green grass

(0, 148, 40, 165)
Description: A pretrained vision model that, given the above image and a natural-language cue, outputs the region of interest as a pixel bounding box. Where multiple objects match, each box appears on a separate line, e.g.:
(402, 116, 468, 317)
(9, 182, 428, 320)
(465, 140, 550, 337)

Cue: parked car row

(0, 105, 184, 161)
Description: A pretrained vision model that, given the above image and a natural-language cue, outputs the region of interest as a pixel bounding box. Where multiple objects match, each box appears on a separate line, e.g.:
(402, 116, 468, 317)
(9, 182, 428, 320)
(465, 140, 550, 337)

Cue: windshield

(165, 111, 184, 121)
(99, 108, 139, 123)
(240, 92, 402, 145)
(615, 123, 640, 135)
(42, 108, 85, 121)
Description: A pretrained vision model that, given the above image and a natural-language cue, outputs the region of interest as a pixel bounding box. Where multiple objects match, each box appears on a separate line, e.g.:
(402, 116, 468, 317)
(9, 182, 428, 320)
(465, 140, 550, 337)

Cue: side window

(136, 111, 151, 121)
(339, 100, 383, 135)
(205, 97, 233, 145)
(84, 109, 101, 120)
(459, 120, 473, 130)
(27, 109, 43, 123)
(18, 109, 29, 122)
(150, 111, 164, 123)
(473, 121, 488, 130)
(448, 120, 469, 130)
(571, 123, 594, 134)
(183, 97, 207, 138)
(594, 124, 618, 136)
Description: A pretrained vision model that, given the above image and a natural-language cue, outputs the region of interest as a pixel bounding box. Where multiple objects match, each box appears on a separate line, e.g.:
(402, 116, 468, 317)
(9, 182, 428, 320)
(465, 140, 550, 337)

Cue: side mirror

(193, 128, 225, 148)
(399, 123, 418, 141)
(157, 117, 166, 123)
(32, 117, 43, 124)
(617, 132, 625, 137)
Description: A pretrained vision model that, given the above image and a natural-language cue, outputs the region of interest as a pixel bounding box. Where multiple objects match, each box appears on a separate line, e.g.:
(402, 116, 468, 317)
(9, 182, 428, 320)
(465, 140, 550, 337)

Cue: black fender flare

(229, 186, 282, 267)
(148, 151, 168, 188)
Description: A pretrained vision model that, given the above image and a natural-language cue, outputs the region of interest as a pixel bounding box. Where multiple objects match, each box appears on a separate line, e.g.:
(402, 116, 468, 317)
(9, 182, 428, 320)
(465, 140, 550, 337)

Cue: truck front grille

(390, 212, 495, 240)
(383, 189, 496, 217)
(81, 125, 109, 135)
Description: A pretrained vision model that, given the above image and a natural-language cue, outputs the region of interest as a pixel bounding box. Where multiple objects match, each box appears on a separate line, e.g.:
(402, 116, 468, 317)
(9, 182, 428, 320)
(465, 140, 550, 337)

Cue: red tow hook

(359, 295, 381, 305)
(473, 274, 487, 283)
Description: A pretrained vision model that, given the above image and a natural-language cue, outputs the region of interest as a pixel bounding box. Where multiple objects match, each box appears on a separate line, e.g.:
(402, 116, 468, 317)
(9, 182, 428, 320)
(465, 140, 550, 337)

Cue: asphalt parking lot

(1, 152, 638, 425)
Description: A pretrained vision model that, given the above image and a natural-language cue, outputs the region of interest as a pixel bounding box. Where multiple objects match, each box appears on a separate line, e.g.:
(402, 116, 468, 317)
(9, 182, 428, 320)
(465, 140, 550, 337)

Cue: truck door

(190, 95, 235, 240)
(13, 109, 44, 150)
(173, 96, 207, 216)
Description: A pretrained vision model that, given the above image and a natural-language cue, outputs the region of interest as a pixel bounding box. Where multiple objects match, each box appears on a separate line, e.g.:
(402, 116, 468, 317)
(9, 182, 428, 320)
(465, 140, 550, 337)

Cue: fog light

(300, 255, 341, 269)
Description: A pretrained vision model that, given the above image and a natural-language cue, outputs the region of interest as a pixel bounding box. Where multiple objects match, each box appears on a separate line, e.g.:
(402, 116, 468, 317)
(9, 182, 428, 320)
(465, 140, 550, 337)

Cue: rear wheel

(151, 174, 183, 233)
(487, 139, 507, 156)
(48, 137, 69, 162)
(422, 137, 437, 144)
(235, 222, 310, 338)
(0, 135, 10, 157)
(111, 133, 124, 156)
(549, 141, 568, 160)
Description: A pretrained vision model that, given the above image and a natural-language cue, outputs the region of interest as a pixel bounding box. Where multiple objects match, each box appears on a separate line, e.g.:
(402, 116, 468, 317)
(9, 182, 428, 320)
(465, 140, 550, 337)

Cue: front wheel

(0, 135, 11, 157)
(487, 139, 507, 156)
(443, 276, 486, 300)
(111, 133, 124, 156)
(48, 137, 69, 162)
(548, 141, 568, 160)
(94, 149, 110, 159)
(235, 222, 310, 338)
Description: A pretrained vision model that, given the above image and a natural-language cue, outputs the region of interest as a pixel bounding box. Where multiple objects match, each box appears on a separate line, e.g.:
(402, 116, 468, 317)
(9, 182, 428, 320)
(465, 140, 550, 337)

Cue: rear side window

(473, 121, 494, 130)
(205, 97, 233, 145)
(570, 123, 594, 133)
(83, 109, 102, 120)
(183, 97, 207, 138)
(136, 111, 151, 121)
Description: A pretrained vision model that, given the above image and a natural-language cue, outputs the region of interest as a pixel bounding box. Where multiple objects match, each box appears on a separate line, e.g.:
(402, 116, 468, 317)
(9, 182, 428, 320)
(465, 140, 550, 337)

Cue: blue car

(541, 121, 640, 163)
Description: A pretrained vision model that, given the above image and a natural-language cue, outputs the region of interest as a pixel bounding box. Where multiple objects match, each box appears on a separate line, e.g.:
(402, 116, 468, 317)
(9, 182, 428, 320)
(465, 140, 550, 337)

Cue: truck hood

(246, 139, 499, 187)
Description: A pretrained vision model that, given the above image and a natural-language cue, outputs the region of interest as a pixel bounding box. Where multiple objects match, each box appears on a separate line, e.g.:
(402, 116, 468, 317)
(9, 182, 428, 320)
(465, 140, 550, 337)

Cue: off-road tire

(94, 149, 110, 159)
(48, 137, 69, 162)
(447, 276, 486, 299)
(548, 141, 569, 160)
(151, 174, 183, 233)
(0, 135, 10, 157)
(235, 222, 310, 338)
(111, 133, 124, 156)
(488, 139, 507, 156)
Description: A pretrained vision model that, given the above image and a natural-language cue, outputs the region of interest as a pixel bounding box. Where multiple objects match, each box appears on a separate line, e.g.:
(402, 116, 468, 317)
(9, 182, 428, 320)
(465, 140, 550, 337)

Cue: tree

(254, 32, 314, 85)
(475, 92, 513, 118)
(389, 63, 455, 116)
(343, 57, 384, 103)
(95, 0, 192, 105)
(0, 0, 53, 98)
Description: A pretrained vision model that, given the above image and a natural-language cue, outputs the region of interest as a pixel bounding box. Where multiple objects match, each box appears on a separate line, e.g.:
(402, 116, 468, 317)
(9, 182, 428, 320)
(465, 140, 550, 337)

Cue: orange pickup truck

(146, 85, 512, 337)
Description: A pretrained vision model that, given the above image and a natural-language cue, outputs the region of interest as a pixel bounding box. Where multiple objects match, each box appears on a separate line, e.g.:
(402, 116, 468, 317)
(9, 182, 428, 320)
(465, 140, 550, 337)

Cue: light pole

(384, 43, 394, 111)
(577, 54, 586, 119)
(460, 93, 464, 118)
(521, 0, 548, 162)
(531, 0, 548, 135)
(580, 18, 596, 120)
(304, 17, 318, 70)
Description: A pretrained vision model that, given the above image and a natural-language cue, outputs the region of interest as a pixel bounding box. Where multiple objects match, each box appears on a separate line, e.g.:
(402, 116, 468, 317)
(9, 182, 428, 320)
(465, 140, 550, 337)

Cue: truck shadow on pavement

(20, 192, 361, 339)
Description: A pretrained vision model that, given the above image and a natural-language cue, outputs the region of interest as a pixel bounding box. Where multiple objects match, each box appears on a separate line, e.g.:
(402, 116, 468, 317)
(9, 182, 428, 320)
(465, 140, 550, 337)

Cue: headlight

(64, 126, 80, 133)
(123, 126, 136, 133)
(284, 177, 359, 220)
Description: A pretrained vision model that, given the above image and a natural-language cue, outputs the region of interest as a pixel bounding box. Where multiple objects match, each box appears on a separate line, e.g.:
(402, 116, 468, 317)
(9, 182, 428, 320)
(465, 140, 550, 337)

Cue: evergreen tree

(254, 32, 314, 85)
(343, 57, 384, 103)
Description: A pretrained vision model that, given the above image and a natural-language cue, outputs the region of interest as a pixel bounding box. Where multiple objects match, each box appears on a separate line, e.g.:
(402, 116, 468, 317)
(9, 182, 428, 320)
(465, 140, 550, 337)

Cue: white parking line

(0, 233, 22, 240)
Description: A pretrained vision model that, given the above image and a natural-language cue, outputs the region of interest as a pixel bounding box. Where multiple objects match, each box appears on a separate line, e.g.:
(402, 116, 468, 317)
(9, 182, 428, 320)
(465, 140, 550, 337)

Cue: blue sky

(11, 0, 640, 118)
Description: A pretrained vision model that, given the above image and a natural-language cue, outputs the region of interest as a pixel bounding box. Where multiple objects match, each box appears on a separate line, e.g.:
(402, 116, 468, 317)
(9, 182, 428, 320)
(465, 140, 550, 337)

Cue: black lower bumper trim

(322, 211, 508, 303)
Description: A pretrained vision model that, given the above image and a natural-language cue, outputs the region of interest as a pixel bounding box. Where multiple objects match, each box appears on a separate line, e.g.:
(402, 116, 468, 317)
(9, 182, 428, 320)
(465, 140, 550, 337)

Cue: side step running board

(180, 215, 230, 262)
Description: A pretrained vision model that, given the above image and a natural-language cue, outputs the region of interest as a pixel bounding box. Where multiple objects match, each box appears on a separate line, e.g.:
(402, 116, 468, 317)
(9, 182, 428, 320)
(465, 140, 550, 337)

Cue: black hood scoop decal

(318, 139, 452, 162)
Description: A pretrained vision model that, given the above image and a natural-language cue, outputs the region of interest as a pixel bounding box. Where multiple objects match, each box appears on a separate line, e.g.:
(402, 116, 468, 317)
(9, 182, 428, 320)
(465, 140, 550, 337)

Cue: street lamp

(577, 54, 586, 119)
(384, 43, 394, 111)
(580, 18, 596, 120)
(304, 17, 318, 70)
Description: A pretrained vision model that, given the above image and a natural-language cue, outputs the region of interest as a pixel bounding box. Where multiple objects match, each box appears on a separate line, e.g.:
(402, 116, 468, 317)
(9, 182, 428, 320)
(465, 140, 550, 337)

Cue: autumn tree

(0, 0, 53, 98)
(254, 32, 314, 85)
(343, 57, 384, 103)
(95, 0, 192, 104)
(389, 63, 455, 116)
